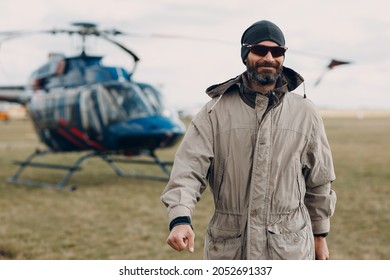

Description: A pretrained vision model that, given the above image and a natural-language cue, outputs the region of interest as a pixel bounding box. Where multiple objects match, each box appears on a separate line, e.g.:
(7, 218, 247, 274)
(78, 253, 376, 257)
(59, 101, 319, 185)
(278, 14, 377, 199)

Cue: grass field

(0, 112, 389, 260)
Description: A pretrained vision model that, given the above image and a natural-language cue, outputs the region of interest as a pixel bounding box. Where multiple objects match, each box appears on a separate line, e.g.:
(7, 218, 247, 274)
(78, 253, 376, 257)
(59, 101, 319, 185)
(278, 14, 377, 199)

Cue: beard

(247, 60, 283, 86)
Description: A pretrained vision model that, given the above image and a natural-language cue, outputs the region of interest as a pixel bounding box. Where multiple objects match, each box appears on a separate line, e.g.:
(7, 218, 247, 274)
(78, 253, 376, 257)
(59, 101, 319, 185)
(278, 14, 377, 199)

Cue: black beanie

(240, 20, 285, 64)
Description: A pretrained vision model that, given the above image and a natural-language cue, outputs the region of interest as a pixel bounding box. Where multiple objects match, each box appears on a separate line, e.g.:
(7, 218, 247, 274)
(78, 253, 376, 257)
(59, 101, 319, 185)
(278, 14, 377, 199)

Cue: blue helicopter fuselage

(26, 54, 186, 154)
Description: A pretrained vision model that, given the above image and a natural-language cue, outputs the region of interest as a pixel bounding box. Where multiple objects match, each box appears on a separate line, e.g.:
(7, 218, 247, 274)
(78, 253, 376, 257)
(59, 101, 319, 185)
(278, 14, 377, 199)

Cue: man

(161, 20, 337, 260)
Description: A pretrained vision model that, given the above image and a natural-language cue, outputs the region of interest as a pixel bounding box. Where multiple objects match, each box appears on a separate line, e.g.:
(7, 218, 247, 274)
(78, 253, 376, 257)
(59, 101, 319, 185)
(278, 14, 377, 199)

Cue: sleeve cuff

(169, 216, 192, 231)
(314, 232, 328, 237)
(168, 205, 192, 223)
(311, 218, 330, 234)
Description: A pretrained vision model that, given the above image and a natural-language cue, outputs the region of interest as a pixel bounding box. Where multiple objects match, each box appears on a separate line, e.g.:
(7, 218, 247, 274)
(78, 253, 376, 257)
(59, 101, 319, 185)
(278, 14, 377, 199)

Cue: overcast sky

(1, 0, 389, 112)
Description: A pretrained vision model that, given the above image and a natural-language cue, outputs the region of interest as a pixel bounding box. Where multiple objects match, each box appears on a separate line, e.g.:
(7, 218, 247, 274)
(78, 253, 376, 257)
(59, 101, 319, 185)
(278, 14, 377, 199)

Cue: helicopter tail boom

(0, 85, 30, 105)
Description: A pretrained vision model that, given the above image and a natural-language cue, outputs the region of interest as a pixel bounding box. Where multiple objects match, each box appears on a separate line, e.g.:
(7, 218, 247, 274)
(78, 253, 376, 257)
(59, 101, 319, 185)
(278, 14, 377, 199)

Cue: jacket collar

(206, 66, 304, 98)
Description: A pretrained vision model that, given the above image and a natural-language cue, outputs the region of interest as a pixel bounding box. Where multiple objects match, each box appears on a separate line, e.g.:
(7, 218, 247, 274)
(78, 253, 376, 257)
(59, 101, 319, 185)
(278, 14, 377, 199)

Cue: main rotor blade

(0, 30, 47, 43)
(115, 31, 234, 45)
(100, 35, 140, 62)
(0, 28, 140, 63)
(1, 25, 353, 71)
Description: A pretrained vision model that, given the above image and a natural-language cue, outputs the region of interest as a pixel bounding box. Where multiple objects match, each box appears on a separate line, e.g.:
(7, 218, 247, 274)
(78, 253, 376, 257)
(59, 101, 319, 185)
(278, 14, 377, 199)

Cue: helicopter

(0, 22, 187, 190)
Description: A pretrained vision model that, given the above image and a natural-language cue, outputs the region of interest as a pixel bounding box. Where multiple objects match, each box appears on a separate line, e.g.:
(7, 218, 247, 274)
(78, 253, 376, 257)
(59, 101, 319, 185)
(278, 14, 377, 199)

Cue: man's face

(246, 40, 284, 86)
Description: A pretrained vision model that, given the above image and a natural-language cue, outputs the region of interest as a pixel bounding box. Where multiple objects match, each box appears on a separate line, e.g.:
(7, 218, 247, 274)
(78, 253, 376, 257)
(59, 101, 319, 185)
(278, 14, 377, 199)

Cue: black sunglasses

(243, 44, 287, 57)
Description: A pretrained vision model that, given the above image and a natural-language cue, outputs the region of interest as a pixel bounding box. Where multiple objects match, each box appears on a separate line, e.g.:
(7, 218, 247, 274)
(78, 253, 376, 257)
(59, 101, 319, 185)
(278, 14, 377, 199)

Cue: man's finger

(187, 233, 195, 253)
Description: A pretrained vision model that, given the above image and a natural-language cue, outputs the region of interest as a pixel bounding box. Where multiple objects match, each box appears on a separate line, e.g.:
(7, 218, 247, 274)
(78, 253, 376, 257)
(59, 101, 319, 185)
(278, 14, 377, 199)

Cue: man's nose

(263, 51, 274, 61)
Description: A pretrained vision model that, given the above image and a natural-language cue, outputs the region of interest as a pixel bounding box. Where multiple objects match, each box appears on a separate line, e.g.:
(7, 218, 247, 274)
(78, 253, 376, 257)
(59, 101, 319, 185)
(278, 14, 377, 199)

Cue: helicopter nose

(109, 115, 185, 151)
(145, 116, 185, 147)
(147, 117, 185, 146)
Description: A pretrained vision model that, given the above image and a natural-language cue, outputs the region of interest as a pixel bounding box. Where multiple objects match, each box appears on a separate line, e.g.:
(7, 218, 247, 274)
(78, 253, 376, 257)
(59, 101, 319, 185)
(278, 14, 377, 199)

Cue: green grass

(0, 115, 389, 260)
(324, 117, 390, 259)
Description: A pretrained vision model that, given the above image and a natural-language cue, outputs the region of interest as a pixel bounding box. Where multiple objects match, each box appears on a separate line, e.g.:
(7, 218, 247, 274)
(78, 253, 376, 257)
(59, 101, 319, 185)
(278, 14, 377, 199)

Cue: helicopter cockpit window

(103, 83, 155, 120)
(76, 83, 156, 140)
(95, 86, 128, 125)
(137, 83, 165, 115)
(63, 59, 86, 87)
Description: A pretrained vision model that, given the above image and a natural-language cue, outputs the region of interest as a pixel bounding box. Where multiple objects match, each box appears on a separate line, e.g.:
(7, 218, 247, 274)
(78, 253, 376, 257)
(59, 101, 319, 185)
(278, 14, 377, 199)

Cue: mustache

(255, 61, 279, 68)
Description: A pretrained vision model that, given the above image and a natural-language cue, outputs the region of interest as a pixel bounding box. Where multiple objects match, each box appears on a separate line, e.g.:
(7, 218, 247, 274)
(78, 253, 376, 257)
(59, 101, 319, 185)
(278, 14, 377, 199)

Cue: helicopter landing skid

(99, 151, 172, 182)
(7, 149, 172, 191)
(7, 149, 91, 191)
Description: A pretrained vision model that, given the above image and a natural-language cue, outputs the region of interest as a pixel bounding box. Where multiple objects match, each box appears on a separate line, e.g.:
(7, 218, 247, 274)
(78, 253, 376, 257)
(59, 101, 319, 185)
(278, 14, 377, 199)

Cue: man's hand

(314, 236, 330, 260)
(166, 224, 195, 253)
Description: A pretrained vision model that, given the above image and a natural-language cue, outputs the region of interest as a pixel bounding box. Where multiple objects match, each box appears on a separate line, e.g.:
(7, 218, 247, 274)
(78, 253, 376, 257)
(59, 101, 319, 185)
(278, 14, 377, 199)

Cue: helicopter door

(94, 85, 128, 125)
(79, 83, 154, 141)
(79, 88, 104, 141)
(79, 85, 126, 141)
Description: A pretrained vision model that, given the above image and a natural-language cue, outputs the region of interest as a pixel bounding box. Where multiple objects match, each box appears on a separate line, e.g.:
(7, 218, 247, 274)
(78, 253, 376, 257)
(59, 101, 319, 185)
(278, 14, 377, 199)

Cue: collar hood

(206, 66, 304, 98)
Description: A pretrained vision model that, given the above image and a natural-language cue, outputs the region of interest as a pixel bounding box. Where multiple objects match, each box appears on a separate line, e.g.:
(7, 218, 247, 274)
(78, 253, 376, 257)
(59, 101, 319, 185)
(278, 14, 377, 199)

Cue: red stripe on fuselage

(56, 128, 88, 149)
(69, 127, 106, 151)
(57, 118, 106, 151)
